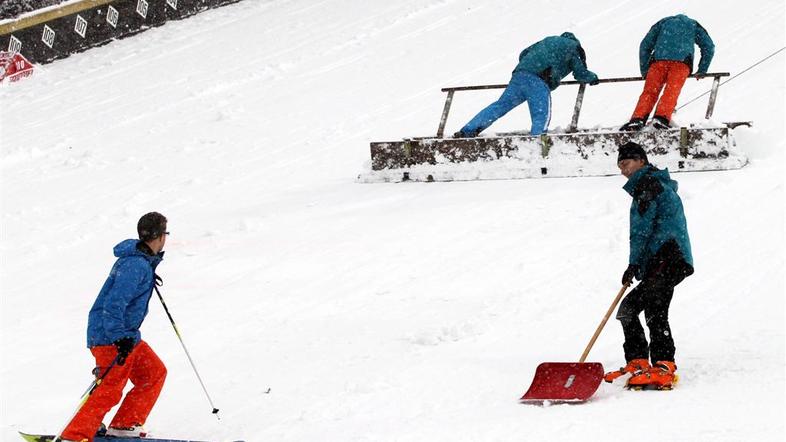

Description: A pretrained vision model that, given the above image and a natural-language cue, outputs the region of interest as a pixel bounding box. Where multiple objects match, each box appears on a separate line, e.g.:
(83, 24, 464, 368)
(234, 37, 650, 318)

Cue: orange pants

(61, 341, 166, 442)
(631, 60, 691, 121)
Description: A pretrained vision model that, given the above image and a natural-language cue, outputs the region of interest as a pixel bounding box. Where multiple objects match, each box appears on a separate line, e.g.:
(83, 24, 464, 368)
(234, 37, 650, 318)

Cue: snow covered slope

(1, 0, 784, 441)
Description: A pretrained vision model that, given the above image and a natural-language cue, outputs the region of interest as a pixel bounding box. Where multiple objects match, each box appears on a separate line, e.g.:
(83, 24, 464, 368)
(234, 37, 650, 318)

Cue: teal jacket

(513, 32, 598, 90)
(624, 165, 693, 279)
(640, 14, 714, 76)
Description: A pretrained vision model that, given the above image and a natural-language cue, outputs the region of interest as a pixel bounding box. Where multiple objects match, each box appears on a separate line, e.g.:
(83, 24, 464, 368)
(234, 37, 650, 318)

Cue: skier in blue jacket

(603, 142, 694, 390)
(61, 212, 169, 442)
(454, 32, 599, 138)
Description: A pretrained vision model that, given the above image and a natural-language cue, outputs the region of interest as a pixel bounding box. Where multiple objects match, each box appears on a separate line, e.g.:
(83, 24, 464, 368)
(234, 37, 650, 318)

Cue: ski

(19, 432, 244, 442)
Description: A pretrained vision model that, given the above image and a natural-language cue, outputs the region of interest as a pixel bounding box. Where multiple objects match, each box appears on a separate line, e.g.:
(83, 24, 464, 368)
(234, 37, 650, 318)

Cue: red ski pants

(631, 60, 691, 121)
(61, 341, 166, 442)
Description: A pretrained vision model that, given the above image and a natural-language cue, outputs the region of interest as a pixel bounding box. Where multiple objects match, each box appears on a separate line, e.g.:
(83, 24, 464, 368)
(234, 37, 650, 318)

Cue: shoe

(627, 360, 677, 389)
(452, 131, 473, 139)
(652, 115, 671, 130)
(603, 358, 650, 383)
(106, 425, 149, 438)
(619, 118, 645, 131)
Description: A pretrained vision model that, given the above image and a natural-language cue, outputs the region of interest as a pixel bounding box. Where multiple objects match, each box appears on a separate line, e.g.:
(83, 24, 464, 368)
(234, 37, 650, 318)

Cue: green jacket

(513, 32, 598, 90)
(640, 14, 715, 76)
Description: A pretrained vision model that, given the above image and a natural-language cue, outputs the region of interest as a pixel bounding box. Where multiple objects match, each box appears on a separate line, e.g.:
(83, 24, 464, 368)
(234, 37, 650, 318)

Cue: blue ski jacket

(87, 239, 163, 348)
(639, 14, 715, 76)
(513, 32, 598, 91)
(624, 165, 693, 279)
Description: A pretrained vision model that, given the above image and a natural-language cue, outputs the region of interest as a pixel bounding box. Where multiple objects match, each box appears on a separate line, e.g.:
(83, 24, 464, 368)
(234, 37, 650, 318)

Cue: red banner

(0, 51, 35, 83)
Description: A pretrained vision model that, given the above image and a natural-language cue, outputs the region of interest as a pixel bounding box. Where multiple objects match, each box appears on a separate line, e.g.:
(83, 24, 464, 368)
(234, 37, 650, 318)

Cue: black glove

(113, 337, 135, 366)
(589, 78, 600, 86)
(621, 264, 640, 286)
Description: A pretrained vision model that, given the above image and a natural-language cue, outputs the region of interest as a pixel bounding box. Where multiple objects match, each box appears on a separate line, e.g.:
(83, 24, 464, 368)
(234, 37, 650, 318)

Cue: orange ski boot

(603, 358, 650, 383)
(627, 361, 677, 390)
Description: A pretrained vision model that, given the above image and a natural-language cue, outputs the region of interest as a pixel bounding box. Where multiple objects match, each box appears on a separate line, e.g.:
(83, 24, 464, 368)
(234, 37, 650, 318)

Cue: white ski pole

(153, 281, 221, 420)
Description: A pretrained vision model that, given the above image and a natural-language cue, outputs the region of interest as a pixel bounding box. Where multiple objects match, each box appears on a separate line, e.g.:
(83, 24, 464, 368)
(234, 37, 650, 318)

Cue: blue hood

(560, 32, 578, 42)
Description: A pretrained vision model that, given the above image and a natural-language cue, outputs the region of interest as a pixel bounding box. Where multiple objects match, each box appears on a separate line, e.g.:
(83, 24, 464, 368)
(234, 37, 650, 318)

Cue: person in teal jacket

(455, 32, 598, 138)
(621, 14, 715, 131)
(603, 142, 694, 390)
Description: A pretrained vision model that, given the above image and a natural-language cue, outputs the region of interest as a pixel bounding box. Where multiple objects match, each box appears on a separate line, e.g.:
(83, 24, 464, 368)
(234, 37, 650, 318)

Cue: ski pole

(52, 356, 119, 442)
(153, 282, 221, 419)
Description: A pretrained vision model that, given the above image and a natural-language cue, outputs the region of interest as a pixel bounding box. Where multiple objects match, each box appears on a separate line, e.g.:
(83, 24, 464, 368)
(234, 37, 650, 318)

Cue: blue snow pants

(459, 71, 552, 136)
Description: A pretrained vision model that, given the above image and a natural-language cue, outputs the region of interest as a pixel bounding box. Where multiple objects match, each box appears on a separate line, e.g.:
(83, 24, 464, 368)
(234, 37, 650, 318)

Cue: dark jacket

(639, 14, 715, 76)
(513, 32, 598, 90)
(624, 165, 693, 281)
(86, 239, 163, 347)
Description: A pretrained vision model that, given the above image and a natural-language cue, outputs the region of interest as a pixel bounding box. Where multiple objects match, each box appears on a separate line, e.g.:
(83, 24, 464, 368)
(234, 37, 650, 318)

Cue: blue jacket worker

(603, 142, 694, 391)
(455, 32, 599, 138)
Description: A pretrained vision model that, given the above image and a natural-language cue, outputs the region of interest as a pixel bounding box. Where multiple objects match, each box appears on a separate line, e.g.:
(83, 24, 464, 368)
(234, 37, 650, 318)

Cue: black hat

(617, 141, 648, 164)
(137, 212, 168, 242)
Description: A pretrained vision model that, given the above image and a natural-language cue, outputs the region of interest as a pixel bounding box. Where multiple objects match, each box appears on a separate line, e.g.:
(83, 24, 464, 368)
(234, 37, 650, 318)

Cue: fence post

(568, 83, 587, 132)
(705, 75, 722, 119)
(436, 90, 455, 138)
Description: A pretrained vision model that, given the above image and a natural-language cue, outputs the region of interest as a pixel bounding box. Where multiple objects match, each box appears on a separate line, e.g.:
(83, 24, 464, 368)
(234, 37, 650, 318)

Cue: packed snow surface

(1, 0, 784, 441)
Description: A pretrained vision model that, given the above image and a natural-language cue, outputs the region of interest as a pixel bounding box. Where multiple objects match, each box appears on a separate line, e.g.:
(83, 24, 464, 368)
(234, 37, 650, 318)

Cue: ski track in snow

(1, 0, 784, 441)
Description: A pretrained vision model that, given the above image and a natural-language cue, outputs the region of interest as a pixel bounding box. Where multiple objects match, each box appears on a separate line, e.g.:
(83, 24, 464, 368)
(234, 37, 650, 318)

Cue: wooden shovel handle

(579, 284, 630, 363)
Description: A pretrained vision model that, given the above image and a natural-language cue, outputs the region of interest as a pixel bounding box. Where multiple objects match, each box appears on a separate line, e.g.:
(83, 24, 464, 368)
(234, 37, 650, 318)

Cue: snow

(1, 0, 784, 441)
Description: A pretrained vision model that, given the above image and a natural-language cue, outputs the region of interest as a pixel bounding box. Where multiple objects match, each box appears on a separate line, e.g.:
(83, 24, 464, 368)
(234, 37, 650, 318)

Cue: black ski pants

(616, 240, 693, 364)
(617, 278, 676, 363)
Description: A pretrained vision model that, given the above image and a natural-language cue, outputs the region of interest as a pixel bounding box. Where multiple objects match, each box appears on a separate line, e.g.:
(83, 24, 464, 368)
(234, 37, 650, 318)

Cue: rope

(676, 46, 786, 112)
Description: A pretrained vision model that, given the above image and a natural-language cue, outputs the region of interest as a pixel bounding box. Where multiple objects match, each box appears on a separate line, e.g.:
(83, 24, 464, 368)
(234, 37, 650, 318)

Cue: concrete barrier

(0, 0, 243, 64)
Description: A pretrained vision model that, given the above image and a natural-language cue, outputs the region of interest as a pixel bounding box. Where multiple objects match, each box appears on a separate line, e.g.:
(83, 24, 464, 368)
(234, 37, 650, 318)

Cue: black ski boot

(619, 118, 645, 131)
(652, 115, 671, 130)
(452, 130, 477, 139)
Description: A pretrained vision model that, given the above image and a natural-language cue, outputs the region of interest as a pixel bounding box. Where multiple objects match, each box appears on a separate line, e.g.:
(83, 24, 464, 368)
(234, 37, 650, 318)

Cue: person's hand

(113, 337, 135, 366)
(695, 73, 709, 81)
(621, 264, 640, 286)
(589, 78, 600, 86)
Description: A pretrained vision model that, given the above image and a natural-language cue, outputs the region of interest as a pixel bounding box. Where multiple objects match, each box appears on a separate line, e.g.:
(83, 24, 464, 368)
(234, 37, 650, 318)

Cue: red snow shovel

(520, 284, 630, 404)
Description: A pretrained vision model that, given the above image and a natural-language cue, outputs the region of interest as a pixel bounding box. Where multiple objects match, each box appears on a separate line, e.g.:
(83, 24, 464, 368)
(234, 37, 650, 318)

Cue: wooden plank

(0, 0, 115, 35)
(369, 126, 739, 171)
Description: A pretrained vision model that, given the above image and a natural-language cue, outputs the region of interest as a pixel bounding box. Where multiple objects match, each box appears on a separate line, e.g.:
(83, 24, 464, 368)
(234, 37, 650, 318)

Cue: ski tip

(18, 432, 53, 442)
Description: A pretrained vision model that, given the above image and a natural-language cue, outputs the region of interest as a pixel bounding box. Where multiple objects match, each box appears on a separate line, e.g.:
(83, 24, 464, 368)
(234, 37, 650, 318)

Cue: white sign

(8, 35, 22, 53)
(166, 0, 178, 10)
(42, 25, 56, 48)
(137, 0, 149, 19)
(107, 6, 119, 28)
(75, 15, 88, 38)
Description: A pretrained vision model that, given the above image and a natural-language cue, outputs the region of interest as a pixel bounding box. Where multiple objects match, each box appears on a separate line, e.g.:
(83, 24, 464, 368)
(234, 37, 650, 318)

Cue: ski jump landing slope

(1, 1, 784, 441)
